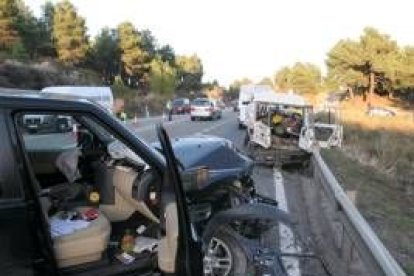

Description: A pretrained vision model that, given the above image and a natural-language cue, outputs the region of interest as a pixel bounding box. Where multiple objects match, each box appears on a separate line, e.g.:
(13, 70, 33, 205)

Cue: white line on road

(273, 168, 301, 276)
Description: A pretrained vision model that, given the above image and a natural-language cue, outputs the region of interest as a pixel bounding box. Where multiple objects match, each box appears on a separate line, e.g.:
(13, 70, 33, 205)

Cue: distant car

(172, 98, 190, 114)
(190, 98, 221, 121)
(366, 106, 396, 117)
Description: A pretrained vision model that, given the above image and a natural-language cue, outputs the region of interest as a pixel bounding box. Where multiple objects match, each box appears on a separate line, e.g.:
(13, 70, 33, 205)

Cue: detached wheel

(203, 227, 254, 276)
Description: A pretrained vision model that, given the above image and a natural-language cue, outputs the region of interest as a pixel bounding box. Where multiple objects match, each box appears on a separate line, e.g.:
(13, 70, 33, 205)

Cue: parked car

(366, 106, 396, 117)
(0, 91, 306, 276)
(190, 98, 222, 121)
(172, 98, 190, 114)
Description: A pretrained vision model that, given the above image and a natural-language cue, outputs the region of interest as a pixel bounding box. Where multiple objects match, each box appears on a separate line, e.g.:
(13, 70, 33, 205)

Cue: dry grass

(338, 97, 414, 192)
(319, 95, 414, 274)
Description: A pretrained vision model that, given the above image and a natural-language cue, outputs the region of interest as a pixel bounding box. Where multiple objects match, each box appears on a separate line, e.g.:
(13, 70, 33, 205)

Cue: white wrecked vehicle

(244, 91, 343, 166)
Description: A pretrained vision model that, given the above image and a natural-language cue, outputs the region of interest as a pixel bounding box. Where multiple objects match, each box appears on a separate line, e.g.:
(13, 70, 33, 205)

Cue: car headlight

(196, 166, 209, 189)
(181, 166, 210, 191)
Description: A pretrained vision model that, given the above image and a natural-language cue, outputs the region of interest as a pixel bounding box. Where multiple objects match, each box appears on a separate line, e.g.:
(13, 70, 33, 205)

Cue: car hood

(152, 135, 253, 181)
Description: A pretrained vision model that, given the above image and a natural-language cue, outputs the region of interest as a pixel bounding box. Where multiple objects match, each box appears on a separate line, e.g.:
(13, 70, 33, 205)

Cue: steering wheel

(133, 169, 160, 210)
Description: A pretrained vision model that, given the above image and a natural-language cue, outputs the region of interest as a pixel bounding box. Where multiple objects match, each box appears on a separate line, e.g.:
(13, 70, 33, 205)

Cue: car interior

(15, 113, 177, 275)
(256, 104, 304, 139)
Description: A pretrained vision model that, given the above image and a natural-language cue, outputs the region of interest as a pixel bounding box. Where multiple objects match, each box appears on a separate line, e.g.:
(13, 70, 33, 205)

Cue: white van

(238, 85, 273, 129)
(41, 86, 114, 113)
(245, 92, 343, 166)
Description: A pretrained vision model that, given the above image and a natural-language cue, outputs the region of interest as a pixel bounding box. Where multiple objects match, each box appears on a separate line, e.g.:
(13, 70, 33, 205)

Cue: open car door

(310, 106, 343, 148)
(252, 121, 271, 149)
(313, 122, 343, 148)
(156, 125, 202, 276)
(298, 126, 315, 152)
(299, 107, 343, 151)
(297, 106, 313, 152)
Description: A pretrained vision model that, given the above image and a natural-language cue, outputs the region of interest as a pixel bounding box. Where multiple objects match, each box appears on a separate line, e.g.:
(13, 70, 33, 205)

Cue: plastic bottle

(121, 229, 135, 253)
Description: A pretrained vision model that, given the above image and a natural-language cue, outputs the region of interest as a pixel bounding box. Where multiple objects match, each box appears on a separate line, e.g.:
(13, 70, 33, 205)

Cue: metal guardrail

(312, 150, 406, 276)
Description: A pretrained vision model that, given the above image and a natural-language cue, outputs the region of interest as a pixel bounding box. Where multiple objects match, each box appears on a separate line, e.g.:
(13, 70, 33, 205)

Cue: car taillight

(191, 106, 195, 111)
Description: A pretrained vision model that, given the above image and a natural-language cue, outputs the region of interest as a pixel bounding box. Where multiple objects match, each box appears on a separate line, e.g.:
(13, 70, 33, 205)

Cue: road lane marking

(273, 168, 302, 276)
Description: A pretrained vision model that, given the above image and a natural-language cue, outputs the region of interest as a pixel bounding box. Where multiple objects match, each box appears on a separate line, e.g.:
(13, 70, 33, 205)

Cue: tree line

(230, 27, 414, 102)
(0, 0, 204, 97)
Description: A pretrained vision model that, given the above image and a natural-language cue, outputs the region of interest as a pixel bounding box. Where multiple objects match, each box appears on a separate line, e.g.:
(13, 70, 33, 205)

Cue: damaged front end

(201, 204, 333, 276)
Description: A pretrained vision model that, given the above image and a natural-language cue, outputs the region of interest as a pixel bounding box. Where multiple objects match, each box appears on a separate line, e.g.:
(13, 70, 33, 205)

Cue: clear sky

(26, 0, 414, 86)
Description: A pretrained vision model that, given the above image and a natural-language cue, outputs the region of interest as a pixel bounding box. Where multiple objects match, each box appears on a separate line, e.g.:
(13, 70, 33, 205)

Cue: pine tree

(117, 22, 149, 87)
(176, 54, 203, 92)
(37, 1, 55, 57)
(90, 28, 119, 84)
(274, 66, 292, 91)
(149, 55, 178, 97)
(52, 0, 88, 65)
(0, 0, 19, 49)
(14, 0, 42, 58)
(327, 28, 400, 100)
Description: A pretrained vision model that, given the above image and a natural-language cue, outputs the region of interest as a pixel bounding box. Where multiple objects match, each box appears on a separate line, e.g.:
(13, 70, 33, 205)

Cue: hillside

(0, 60, 101, 90)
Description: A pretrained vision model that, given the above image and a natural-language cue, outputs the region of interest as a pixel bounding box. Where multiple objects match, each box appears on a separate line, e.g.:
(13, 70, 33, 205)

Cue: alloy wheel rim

(203, 237, 232, 276)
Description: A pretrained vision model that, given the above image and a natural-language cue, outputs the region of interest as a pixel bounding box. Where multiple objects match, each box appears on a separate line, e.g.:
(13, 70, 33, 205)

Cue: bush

(10, 42, 29, 60)
(0, 60, 101, 90)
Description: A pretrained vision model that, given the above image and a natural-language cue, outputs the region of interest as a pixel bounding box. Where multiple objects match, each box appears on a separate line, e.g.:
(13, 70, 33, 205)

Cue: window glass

(192, 99, 210, 106)
(15, 112, 148, 188)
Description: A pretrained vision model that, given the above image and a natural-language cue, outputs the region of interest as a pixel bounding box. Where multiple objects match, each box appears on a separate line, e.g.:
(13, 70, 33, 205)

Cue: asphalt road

(128, 109, 327, 275)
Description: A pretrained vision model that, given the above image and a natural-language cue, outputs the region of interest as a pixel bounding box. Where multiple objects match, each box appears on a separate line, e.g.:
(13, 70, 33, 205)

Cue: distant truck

(23, 86, 114, 132)
(238, 84, 273, 129)
(41, 86, 114, 113)
(245, 92, 343, 166)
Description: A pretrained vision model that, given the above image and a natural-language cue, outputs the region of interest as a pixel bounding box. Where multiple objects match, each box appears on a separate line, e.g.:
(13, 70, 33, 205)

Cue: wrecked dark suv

(0, 92, 303, 276)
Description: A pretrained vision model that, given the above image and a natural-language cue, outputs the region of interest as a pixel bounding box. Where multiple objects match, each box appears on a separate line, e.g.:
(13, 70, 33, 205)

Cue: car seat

(49, 149, 111, 268)
(52, 207, 111, 268)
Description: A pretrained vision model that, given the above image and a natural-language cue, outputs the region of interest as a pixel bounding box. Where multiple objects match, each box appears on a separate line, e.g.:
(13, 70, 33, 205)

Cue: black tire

(203, 226, 255, 276)
(238, 123, 243, 129)
(191, 117, 195, 121)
